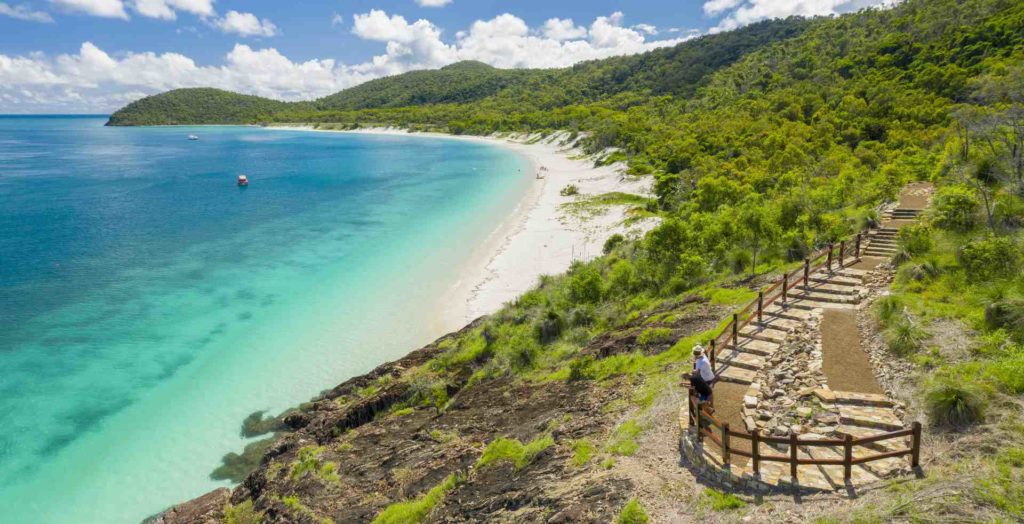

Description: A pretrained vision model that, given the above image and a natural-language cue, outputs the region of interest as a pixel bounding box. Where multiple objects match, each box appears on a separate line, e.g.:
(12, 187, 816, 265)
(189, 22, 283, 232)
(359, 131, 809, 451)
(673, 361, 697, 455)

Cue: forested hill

(105, 17, 807, 126)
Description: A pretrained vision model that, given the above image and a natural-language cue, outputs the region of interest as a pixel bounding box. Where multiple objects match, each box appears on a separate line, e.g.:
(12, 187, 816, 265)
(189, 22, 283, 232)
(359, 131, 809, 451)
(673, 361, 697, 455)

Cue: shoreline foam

(268, 125, 655, 333)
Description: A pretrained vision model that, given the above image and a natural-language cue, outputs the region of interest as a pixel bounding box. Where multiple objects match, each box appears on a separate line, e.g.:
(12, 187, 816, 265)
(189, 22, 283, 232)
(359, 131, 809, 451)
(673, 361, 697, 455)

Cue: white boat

(188, 134, 199, 141)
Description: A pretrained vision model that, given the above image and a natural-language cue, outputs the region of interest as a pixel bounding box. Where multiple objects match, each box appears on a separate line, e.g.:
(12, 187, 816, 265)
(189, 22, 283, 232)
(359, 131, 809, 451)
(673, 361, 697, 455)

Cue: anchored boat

(188, 134, 199, 141)
(237, 175, 249, 187)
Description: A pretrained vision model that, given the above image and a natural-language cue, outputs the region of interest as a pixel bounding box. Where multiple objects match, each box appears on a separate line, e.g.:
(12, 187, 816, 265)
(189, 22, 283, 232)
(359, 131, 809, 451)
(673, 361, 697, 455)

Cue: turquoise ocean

(0, 116, 530, 522)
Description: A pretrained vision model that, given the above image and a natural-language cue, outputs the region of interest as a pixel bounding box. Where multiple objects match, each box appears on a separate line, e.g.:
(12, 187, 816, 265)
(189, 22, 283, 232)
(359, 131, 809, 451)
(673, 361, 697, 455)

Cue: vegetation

(476, 434, 555, 471)
(700, 488, 746, 511)
(223, 500, 263, 524)
(371, 473, 461, 524)
(617, 498, 650, 524)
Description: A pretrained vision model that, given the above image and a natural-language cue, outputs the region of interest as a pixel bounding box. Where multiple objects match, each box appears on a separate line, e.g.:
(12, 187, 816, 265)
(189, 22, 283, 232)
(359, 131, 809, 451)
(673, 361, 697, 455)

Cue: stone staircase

(861, 207, 924, 258)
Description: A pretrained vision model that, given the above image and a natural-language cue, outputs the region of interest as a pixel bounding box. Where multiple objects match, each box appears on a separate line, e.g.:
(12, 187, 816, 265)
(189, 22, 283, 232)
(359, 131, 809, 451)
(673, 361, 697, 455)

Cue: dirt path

(820, 309, 884, 394)
(710, 382, 751, 465)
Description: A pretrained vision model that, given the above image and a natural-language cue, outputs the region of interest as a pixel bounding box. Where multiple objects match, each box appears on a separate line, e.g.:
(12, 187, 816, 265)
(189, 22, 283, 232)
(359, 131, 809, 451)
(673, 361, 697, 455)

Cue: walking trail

(679, 182, 933, 492)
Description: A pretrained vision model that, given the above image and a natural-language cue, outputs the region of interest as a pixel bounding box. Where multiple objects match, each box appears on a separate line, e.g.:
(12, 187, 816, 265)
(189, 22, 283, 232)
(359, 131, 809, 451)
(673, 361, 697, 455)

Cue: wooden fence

(685, 225, 923, 482)
(687, 391, 921, 481)
(707, 231, 867, 372)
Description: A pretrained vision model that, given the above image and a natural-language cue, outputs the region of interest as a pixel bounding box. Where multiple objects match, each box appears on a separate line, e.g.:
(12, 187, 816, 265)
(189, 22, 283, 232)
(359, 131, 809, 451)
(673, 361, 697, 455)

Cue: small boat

(237, 175, 249, 187)
(188, 134, 199, 141)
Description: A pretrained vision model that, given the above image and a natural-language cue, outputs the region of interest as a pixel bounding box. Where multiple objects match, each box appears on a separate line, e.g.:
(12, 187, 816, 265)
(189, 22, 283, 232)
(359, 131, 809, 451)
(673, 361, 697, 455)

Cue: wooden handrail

(689, 394, 920, 482)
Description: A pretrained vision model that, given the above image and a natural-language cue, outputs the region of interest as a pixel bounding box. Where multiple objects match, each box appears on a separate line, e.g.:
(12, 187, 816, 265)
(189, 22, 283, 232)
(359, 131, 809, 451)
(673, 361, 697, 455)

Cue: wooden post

(827, 243, 834, 272)
(751, 430, 761, 475)
(839, 240, 846, 268)
(844, 434, 853, 481)
(688, 389, 695, 427)
(790, 433, 798, 480)
(804, 258, 810, 290)
(722, 423, 731, 466)
(911, 421, 922, 468)
(695, 400, 703, 443)
(782, 273, 788, 303)
(856, 233, 862, 260)
(709, 339, 716, 371)
(732, 313, 739, 348)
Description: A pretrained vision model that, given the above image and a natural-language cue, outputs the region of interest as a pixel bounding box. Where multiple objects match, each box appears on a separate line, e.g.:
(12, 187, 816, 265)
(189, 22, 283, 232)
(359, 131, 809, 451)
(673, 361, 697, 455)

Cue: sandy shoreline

(268, 125, 654, 333)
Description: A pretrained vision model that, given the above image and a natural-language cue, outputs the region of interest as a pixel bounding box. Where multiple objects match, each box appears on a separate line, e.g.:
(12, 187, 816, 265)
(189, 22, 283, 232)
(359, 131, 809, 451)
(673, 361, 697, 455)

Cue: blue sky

(0, 0, 889, 112)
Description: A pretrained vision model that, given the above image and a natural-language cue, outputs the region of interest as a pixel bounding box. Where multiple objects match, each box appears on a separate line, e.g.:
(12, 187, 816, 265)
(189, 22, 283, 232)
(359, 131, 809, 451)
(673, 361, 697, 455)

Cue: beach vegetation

(223, 499, 263, 524)
(371, 472, 462, 524)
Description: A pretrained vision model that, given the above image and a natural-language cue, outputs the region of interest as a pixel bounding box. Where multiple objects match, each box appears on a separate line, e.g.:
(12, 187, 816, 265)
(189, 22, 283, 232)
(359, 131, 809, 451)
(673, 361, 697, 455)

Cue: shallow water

(0, 117, 530, 522)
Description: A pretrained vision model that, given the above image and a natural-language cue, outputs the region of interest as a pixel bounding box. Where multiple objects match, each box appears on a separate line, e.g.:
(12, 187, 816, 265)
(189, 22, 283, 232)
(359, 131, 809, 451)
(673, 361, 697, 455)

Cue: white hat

(692, 344, 705, 357)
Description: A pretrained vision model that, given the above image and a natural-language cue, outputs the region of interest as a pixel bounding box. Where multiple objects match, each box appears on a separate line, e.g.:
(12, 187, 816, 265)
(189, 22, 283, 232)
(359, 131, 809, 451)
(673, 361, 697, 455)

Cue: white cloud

(331, 13, 343, 27)
(214, 10, 277, 37)
(0, 2, 54, 22)
(49, 0, 128, 19)
(632, 23, 657, 35)
(707, 0, 895, 32)
(132, 0, 214, 20)
(415, 0, 451, 7)
(541, 18, 587, 41)
(0, 10, 700, 112)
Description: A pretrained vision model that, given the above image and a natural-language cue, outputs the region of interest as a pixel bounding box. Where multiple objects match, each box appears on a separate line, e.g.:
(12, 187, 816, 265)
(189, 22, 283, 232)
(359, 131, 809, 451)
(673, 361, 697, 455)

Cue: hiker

(689, 345, 715, 406)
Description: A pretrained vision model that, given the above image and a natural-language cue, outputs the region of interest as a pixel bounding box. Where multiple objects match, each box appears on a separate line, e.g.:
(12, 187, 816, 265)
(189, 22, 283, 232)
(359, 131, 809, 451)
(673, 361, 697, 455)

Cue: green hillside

(105, 88, 296, 126)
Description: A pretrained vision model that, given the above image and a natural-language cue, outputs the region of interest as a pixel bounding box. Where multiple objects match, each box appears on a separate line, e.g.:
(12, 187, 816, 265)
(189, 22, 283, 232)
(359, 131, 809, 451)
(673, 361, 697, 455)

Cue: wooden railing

(687, 391, 921, 482)
(707, 230, 868, 372)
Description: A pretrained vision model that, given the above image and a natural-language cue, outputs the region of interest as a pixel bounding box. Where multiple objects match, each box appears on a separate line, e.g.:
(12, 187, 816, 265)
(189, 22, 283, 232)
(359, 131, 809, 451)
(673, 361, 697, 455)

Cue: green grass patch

(636, 327, 673, 346)
(223, 500, 263, 524)
(700, 488, 746, 511)
(290, 445, 340, 484)
(570, 439, 597, 467)
(477, 434, 555, 471)
(606, 420, 644, 456)
(617, 498, 650, 523)
(372, 472, 462, 524)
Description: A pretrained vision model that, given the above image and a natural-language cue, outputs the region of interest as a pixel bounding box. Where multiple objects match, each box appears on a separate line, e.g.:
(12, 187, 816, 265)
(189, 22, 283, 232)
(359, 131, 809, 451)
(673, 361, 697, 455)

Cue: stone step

(788, 289, 860, 305)
(836, 425, 909, 454)
(716, 348, 765, 371)
(723, 337, 781, 357)
(863, 250, 896, 257)
(786, 295, 858, 311)
(755, 315, 805, 332)
(740, 323, 789, 343)
(832, 391, 895, 408)
(762, 304, 815, 322)
(717, 365, 756, 385)
(867, 239, 898, 246)
(801, 282, 860, 296)
(838, 405, 903, 431)
(808, 274, 861, 287)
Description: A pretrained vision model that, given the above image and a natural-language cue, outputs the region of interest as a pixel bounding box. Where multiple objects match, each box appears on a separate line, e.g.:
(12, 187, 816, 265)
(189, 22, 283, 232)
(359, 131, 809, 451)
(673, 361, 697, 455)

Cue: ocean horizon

(0, 116, 530, 522)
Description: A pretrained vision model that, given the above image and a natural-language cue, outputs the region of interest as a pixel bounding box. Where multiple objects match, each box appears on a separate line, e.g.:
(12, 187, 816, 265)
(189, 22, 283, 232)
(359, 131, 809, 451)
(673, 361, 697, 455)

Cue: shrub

(896, 258, 941, 284)
(223, 500, 263, 524)
(924, 376, 987, 427)
(617, 499, 650, 524)
(932, 185, 980, 232)
(896, 223, 934, 259)
(985, 300, 1024, 342)
(884, 317, 926, 356)
(535, 310, 565, 344)
(875, 295, 903, 327)
(568, 263, 604, 303)
(560, 184, 580, 197)
(958, 236, 1019, 280)
(607, 260, 638, 296)
(567, 356, 595, 382)
(700, 488, 746, 511)
(603, 233, 625, 254)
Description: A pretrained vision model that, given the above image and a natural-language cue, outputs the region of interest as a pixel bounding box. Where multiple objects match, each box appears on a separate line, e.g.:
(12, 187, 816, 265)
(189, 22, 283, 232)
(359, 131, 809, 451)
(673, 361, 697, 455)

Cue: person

(689, 345, 715, 407)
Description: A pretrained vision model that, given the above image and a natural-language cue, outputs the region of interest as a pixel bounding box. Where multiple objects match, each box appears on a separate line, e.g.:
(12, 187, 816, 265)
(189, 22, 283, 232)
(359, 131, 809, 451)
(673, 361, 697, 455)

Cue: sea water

(0, 116, 530, 523)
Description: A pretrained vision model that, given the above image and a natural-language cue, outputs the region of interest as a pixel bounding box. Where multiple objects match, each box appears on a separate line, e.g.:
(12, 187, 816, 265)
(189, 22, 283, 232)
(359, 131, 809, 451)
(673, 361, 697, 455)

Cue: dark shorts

(690, 375, 712, 401)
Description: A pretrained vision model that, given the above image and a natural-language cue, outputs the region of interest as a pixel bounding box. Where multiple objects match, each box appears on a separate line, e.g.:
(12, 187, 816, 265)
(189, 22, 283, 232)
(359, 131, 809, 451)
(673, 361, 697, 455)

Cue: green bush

(570, 439, 597, 467)
(603, 233, 625, 254)
(567, 356, 595, 381)
(985, 300, 1024, 342)
(932, 185, 980, 232)
(224, 500, 263, 524)
(875, 295, 903, 327)
(568, 263, 604, 303)
(617, 498, 650, 523)
(896, 258, 941, 284)
(958, 236, 1019, 280)
(560, 184, 580, 197)
(477, 434, 554, 471)
(535, 310, 565, 344)
(897, 223, 934, 259)
(884, 317, 926, 356)
(924, 377, 987, 427)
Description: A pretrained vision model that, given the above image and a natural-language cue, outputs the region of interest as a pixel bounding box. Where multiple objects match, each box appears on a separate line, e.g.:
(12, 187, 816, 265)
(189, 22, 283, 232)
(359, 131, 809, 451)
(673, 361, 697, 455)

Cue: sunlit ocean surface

(0, 117, 529, 522)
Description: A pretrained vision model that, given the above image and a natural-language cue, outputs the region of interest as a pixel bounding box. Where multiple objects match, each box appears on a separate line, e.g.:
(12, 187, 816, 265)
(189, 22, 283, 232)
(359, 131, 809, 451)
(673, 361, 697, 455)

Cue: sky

(0, 0, 893, 113)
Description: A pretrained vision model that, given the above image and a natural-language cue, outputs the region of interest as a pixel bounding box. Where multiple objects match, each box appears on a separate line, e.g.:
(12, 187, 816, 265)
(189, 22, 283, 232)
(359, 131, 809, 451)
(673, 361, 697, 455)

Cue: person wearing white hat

(689, 344, 715, 406)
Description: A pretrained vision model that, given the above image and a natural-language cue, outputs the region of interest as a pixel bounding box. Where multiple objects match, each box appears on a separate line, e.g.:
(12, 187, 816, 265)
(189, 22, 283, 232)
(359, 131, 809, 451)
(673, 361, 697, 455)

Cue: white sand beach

(270, 125, 656, 333)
